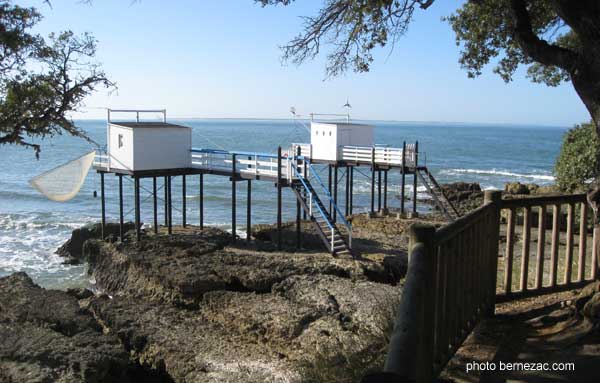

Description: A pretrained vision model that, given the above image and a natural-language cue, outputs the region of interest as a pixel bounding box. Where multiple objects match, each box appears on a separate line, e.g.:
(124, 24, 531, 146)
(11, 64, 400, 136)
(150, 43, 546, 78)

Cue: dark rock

(56, 221, 136, 264)
(582, 293, 600, 323)
(84, 228, 393, 308)
(504, 182, 539, 195)
(575, 281, 600, 313)
(0, 272, 136, 383)
(441, 182, 482, 202)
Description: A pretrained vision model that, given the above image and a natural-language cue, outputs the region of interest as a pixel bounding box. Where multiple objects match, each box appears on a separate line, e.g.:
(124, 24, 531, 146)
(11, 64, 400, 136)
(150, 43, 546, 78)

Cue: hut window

(118, 134, 123, 148)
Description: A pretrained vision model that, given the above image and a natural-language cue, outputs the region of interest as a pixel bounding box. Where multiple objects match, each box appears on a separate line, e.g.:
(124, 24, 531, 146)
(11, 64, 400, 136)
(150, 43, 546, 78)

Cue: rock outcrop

(56, 221, 136, 264)
(0, 273, 144, 383)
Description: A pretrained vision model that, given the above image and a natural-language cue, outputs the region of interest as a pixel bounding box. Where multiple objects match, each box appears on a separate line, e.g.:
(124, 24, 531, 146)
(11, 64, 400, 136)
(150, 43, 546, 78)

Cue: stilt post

(401, 141, 406, 214)
(164, 176, 168, 226)
(377, 169, 382, 212)
(167, 176, 172, 234)
(345, 166, 350, 217)
(349, 166, 354, 215)
(277, 147, 283, 250)
(412, 141, 419, 215)
(328, 165, 333, 214)
(153, 176, 158, 234)
(199, 174, 204, 229)
(100, 172, 106, 239)
(370, 147, 376, 216)
(182, 175, 186, 228)
(118, 174, 123, 241)
(247, 180, 251, 243)
(232, 153, 236, 242)
(333, 165, 338, 223)
(296, 146, 302, 249)
(383, 169, 388, 213)
(134, 176, 141, 241)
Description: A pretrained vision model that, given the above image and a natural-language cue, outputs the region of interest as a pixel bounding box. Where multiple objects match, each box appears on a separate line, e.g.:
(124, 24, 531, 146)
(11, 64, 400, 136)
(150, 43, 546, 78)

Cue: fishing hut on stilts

(94, 109, 459, 257)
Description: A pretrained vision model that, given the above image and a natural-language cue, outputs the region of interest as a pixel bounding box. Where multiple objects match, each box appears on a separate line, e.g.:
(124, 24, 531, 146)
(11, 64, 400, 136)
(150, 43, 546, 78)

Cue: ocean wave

(441, 168, 554, 182)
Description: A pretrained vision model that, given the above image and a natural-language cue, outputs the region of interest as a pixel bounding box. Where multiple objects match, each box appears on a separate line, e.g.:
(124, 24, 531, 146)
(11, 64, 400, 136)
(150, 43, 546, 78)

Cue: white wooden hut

(107, 120, 191, 172)
(310, 122, 374, 161)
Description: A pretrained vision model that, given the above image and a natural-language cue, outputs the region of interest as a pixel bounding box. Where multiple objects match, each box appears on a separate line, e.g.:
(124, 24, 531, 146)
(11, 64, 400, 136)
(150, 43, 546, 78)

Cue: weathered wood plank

(577, 203, 588, 282)
(520, 207, 532, 291)
(504, 208, 516, 294)
(564, 203, 574, 284)
(549, 204, 560, 287)
(535, 205, 546, 289)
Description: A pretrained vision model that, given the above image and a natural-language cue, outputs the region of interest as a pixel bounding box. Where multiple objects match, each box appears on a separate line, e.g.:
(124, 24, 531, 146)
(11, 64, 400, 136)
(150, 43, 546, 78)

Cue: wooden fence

(364, 191, 599, 383)
(497, 193, 598, 301)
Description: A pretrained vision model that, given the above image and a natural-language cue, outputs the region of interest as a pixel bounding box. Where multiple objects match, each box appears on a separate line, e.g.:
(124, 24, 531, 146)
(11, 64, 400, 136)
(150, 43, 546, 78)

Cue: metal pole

(232, 154, 236, 242)
(153, 176, 158, 234)
(377, 169, 382, 213)
(413, 141, 419, 215)
(277, 147, 282, 251)
(401, 141, 406, 215)
(247, 180, 251, 243)
(383, 169, 388, 213)
(134, 176, 141, 241)
(328, 165, 332, 214)
(371, 147, 376, 216)
(164, 176, 168, 226)
(349, 166, 354, 215)
(100, 172, 105, 239)
(118, 174, 123, 241)
(199, 174, 204, 229)
(333, 165, 338, 223)
(167, 176, 172, 234)
(182, 175, 187, 228)
(345, 166, 350, 217)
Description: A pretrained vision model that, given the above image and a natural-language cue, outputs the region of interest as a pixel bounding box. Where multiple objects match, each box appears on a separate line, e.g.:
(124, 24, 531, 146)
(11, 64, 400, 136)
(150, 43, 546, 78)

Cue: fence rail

(497, 193, 597, 301)
(365, 191, 600, 383)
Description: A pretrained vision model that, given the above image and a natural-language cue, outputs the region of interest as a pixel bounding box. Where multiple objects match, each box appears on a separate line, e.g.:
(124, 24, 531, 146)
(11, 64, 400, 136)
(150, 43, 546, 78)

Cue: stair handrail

(305, 161, 352, 247)
(291, 161, 334, 232)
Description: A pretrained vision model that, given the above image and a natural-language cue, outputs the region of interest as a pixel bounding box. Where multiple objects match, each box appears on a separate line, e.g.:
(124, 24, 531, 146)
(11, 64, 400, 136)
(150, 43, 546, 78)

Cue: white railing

(93, 150, 109, 169)
(341, 145, 417, 166)
(190, 149, 299, 180)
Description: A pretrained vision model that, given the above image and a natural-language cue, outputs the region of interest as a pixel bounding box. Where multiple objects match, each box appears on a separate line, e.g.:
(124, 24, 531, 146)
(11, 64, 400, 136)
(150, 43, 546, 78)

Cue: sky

(21, 0, 590, 126)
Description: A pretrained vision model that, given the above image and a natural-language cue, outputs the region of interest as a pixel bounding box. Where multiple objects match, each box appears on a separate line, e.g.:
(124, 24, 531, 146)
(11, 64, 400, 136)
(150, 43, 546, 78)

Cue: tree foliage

(554, 122, 600, 192)
(0, 1, 112, 157)
(259, 0, 600, 134)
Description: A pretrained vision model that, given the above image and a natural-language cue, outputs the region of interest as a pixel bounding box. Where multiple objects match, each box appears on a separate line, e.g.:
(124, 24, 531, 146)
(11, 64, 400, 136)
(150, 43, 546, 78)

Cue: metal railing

(305, 161, 352, 248)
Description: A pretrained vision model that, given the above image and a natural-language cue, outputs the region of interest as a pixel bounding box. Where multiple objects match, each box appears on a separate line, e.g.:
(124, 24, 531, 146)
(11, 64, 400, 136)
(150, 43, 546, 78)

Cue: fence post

(364, 223, 436, 383)
(483, 190, 502, 316)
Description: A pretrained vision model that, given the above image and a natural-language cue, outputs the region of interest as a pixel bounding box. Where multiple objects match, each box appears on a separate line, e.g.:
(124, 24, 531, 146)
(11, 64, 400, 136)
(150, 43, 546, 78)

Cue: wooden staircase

(416, 168, 461, 221)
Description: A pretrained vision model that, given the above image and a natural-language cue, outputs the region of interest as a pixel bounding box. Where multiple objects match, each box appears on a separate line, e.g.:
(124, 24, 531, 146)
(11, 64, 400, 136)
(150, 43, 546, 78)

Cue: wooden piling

(153, 177, 158, 234)
(412, 141, 419, 215)
(333, 165, 338, 223)
(232, 154, 236, 242)
(349, 166, 354, 215)
(377, 169, 382, 212)
(167, 176, 172, 235)
(328, 165, 333, 214)
(164, 176, 168, 226)
(134, 176, 141, 241)
(371, 147, 376, 215)
(199, 174, 204, 229)
(401, 141, 406, 214)
(100, 172, 105, 239)
(182, 175, 186, 228)
(345, 166, 350, 216)
(383, 169, 388, 213)
(247, 180, 251, 243)
(277, 147, 282, 251)
(118, 174, 123, 241)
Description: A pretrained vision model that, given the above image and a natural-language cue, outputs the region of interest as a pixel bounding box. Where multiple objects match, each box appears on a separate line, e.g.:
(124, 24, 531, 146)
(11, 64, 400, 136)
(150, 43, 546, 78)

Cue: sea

(0, 119, 565, 288)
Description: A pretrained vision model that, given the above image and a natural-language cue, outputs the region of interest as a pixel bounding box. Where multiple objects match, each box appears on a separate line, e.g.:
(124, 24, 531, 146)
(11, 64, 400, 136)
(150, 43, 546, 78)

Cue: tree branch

(509, 0, 578, 72)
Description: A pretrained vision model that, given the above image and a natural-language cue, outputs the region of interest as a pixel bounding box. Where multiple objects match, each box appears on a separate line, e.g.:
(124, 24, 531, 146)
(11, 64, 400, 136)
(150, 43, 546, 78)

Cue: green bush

(554, 122, 600, 192)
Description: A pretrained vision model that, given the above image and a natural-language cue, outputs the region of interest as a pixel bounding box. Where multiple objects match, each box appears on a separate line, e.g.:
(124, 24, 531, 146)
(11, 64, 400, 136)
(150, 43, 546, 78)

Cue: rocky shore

(1, 218, 409, 383)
